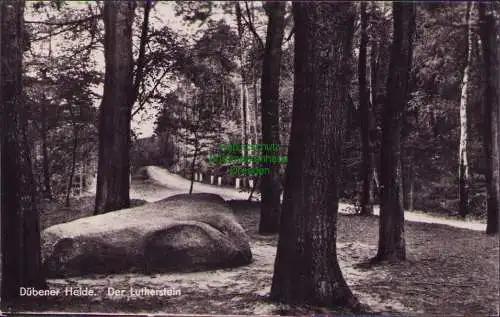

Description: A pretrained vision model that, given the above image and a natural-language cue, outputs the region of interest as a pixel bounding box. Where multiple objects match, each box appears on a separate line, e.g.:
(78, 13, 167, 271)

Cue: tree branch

(243, 1, 264, 50)
(25, 14, 102, 26)
(422, 21, 481, 29)
(89, 91, 103, 99)
(282, 9, 294, 44)
(30, 23, 81, 42)
(131, 67, 170, 118)
(284, 25, 295, 44)
(131, 1, 152, 108)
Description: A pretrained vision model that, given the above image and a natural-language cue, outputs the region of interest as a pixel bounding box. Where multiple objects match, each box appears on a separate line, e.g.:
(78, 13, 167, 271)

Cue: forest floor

(14, 166, 499, 316)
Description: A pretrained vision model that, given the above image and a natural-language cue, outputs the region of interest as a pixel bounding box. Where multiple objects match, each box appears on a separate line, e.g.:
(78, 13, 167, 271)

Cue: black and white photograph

(0, 1, 499, 316)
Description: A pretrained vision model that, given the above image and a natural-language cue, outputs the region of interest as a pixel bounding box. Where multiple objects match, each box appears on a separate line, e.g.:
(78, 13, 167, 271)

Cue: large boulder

(42, 193, 252, 278)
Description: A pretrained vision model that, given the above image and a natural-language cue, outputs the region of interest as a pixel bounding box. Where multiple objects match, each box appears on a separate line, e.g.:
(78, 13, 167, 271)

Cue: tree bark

(1, 0, 46, 306)
(458, 2, 473, 218)
(358, 1, 374, 215)
(259, 1, 286, 235)
(368, 18, 379, 113)
(250, 2, 260, 158)
(368, 2, 381, 202)
(270, 3, 361, 310)
(66, 125, 78, 207)
(94, 1, 135, 214)
(189, 137, 198, 195)
(478, 3, 500, 234)
(130, 0, 151, 118)
(235, 2, 248, 187)
(40, 101, 52, 200)
(374, 2, 416, 263)
(248, 175, 259, 201)
(252, 61, 259, 148)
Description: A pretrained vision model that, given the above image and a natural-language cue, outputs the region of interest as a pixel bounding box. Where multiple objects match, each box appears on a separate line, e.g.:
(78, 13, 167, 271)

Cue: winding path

(130, 166, 486, 232)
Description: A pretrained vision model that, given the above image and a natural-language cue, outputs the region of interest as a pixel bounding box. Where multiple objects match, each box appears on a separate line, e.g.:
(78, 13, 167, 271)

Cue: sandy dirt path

(138, 166, 486, 232)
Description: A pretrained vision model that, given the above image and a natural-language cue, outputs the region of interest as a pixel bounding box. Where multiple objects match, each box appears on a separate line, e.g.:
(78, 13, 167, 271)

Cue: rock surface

(42, 193, 252, 277)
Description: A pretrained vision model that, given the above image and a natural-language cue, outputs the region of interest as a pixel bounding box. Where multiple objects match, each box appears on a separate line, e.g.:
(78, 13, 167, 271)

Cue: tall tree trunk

(270, 3, 361, 310)
(248, 175, 259, 201)
(458, 2, 473, 218)
(94, 1, 135, 214)
(368, 2, 381, 201)
(249, 1, 260, 155)
(252, 64, 259, 147)
(479, 3, 500, 235)
(405, 160, 415, 211)
(358, 1, 374, 215)
(259, 2, 286, 235)
(40, 33, 53, 200)
(40, 101, 52, 200)
(1, 0, 46, 306)
(189, 138, 198, 195)
(374, 2, 416, 263)
(235, 2, 248, 187)
(368, 24, 379, 114)
(66, 126, 79, 207)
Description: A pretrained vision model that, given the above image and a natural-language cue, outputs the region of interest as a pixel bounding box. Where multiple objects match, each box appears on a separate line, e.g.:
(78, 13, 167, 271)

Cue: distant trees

(21, 1, 102, 204)
(156, 86, 223, 195)
(270, 3, 361, 310)
(154, 18, 238, 187)
(478, 3, 499, 235)
(1, 0, 45, 305)
(258, 2, 286, 235)
(375, 2, 416, 262)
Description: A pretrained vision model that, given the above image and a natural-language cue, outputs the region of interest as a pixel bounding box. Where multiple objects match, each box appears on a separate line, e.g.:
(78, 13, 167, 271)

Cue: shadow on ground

(23, 181, 499, 316)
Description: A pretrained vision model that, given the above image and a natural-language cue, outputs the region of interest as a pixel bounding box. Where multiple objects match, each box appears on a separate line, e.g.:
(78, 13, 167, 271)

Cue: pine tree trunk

(1, 0, 46, 306)
(270, 3, 361, 310)
(405, 160, 415, 211)
(259, 2, 286, 235)
(252, 65, 259, 146)
(479, 3, 500, 234)
(235, 2, 248, 187)
(369, 31, 379, 111)
(94, 1, 135, 214)
(359, 1, 374, 215)
(375, 2, 416, 263)
(250, 1, 260, 151)
(40, 102, 52, 200)
(66, 126, 78, 207)
(248, 176, 258, 201)
(458, 2, 473, 218)
(368, 4, 381, 202)
(189, 140, 198, 195)
(409, 169, 414, 212)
